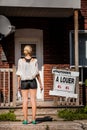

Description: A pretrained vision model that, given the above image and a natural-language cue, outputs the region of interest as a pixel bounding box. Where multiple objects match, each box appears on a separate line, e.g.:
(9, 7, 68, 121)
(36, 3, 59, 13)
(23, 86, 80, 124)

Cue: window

(70, 66, 87, 84)
(70, 30, 87, 84)
(21, 44, 36, 58)
(70, 31, 87, 66)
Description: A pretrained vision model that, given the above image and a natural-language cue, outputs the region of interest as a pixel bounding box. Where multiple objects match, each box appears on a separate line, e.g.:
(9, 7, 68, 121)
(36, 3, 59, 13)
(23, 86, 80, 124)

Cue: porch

(0, 67, 84, 108)
(0, 0, 82, 108)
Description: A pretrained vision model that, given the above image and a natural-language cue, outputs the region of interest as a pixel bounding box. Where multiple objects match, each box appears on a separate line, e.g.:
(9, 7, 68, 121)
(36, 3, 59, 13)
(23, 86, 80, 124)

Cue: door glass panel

(21, 44, 36, 58)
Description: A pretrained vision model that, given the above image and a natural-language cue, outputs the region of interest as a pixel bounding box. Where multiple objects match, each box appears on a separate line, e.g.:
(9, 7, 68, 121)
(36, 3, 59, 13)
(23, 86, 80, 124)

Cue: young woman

(16, 45, 43, 124)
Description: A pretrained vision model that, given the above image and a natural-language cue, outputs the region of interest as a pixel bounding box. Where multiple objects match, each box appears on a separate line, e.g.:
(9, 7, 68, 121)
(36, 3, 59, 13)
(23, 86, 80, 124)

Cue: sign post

(49, 68, 79, 99)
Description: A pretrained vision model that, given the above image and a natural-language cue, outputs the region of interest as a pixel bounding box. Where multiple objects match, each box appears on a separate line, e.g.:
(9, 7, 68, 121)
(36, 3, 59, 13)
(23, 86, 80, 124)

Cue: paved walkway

(0, 120, 87, 130)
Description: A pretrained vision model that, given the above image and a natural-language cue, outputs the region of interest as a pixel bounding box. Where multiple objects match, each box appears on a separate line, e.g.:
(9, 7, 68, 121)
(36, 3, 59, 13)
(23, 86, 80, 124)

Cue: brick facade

(0, 33, 14, 68)
(0, 0, 87, 103)
(81, 0, 87, 30)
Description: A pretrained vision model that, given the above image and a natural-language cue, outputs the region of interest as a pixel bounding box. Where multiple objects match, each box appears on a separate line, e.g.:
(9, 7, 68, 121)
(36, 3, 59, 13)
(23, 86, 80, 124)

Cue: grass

(58, 105, 87, 121)
(0, 109, 17, 121)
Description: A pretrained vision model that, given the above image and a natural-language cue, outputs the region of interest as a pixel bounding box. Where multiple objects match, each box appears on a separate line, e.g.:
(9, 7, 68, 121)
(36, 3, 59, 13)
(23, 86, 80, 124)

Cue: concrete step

(0, 107, 59, 121)
(0, 104, 86, 130)
(0, 121, 83, 130)
(14, 107, 59, 121)
(0, 101, 82, 121)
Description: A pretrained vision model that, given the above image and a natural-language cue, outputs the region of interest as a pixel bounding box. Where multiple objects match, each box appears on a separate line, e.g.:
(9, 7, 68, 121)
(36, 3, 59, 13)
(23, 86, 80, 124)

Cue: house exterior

(0, 0, 87, 107)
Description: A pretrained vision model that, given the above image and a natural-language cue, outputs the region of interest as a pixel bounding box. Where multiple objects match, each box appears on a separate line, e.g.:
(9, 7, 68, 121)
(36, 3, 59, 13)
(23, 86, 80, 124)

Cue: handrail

(0, 66, 16, 107)
(0, 68, 13, 72)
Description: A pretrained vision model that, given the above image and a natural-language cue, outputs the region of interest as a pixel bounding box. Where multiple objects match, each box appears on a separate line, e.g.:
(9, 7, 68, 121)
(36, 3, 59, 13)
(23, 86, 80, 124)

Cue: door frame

(15, 28, 44, 101)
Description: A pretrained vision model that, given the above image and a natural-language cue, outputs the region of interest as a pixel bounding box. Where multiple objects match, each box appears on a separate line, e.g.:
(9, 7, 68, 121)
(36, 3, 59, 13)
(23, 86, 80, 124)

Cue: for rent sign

(49, 68, 79, 98)
(54, 75, 76, 93)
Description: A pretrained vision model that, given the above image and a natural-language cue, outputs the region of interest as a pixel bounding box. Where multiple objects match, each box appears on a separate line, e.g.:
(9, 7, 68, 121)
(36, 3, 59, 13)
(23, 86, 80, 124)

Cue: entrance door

(15, 29, 44, 100)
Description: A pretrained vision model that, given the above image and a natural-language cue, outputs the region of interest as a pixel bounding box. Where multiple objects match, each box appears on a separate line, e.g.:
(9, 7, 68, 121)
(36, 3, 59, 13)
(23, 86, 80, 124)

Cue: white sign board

(49, 69, 79, 98)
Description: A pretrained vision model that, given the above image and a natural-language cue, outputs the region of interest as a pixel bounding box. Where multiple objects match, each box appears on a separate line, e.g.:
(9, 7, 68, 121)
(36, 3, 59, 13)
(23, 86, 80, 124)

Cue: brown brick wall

(0, 33, 14, 68)
(81, 0, 87, 18)
(0, 34, 14, 102)
(0, 44, 9, 68)
(81, 0, 87, 29)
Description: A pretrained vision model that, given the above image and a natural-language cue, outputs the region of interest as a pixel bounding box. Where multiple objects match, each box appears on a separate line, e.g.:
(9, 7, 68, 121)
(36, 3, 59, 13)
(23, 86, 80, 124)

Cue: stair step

(14, 108, 58, 121)
(0, 121, 82, 130)
(0, 107, 59, 121)
(15, 108, 58, 115)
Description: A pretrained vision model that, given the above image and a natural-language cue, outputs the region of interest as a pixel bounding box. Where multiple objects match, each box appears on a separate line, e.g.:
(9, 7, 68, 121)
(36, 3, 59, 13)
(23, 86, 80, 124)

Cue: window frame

(70, 30, 87, 84)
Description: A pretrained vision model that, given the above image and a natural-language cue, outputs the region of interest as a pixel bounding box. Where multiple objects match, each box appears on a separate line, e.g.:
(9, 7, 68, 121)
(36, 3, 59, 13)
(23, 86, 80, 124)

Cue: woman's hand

(18, 85, 21, 91)
(40, 85, 43, 92)
(36, 73, 43, 92)
(17, 76, 21, 91)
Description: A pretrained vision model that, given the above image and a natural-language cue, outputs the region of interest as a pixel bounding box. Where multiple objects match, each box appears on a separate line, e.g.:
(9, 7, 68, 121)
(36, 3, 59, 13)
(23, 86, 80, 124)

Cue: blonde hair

(24, 45, 32, 56)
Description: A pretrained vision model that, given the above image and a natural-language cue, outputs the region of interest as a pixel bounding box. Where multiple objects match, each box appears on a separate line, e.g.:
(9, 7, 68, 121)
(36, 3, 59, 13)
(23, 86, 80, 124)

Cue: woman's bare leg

(21, 90, 29, 121)
(29, 89, 37, 121)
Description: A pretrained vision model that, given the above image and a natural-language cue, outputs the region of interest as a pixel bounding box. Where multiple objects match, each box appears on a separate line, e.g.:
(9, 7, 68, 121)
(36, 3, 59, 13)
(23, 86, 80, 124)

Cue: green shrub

(58, 106, 87, 121)
(0, 111, 16, 121)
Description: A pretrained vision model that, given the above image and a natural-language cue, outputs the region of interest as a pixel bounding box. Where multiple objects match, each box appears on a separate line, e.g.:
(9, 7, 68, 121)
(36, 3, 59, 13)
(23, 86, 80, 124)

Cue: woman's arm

(17, 76, 21, 90)
(16, 59, 22, 90)
(36, 73, 43, 91)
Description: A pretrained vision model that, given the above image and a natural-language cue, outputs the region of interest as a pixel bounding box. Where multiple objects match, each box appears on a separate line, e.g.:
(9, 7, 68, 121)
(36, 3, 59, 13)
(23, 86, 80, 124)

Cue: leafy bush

(58, 106, 87, 121)
(0, 111, 16, 121)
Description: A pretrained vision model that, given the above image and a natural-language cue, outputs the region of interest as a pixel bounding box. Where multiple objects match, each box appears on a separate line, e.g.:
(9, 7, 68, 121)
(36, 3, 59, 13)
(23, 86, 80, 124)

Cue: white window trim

(69, 30, 87, 67)
(70, 30, 87, 85)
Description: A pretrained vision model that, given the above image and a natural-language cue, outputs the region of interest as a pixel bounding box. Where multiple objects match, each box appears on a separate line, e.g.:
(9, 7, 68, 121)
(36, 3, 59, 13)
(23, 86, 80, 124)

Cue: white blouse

(16, 58, 39, 80)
